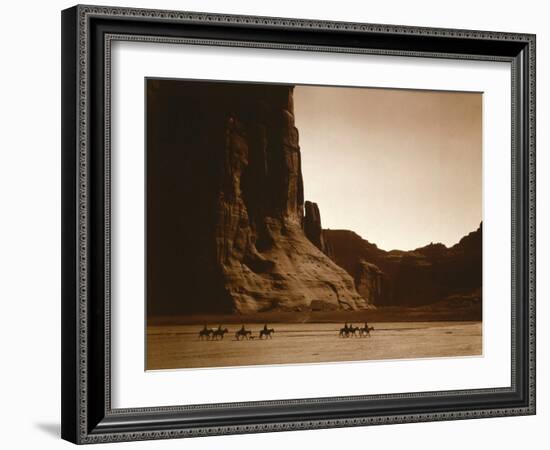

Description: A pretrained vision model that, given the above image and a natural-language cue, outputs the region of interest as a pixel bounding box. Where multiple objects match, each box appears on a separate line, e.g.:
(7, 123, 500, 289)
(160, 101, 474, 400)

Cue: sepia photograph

(58, 5, 537, 444)
(145, 79, 483, 370)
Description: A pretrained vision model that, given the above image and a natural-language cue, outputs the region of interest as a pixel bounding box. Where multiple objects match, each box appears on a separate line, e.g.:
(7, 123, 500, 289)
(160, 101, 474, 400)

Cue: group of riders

(339, 322, 375, 338)
(198, 322, 375, 340)
(198, 324, 275, 341)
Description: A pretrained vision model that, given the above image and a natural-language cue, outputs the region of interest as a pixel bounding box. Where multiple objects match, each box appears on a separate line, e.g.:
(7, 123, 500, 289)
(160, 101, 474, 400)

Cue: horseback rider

(263, 323, 269, 332)
(240, 324, 246, 332)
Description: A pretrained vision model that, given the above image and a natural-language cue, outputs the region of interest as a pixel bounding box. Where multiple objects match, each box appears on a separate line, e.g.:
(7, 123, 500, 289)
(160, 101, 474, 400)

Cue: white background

(0, 0, 546, 449)
(112, 42, 511, 408)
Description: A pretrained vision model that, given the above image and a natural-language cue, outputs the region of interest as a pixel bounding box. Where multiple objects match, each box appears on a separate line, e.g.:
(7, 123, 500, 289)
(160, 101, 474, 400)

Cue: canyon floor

(146, 321, 482, 370)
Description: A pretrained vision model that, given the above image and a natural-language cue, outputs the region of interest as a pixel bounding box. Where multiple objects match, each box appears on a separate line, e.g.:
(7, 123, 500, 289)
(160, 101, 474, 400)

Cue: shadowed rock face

(355, 261, 385, 305)
(323, 224, 482, 307)
(147, 80, 367, 316)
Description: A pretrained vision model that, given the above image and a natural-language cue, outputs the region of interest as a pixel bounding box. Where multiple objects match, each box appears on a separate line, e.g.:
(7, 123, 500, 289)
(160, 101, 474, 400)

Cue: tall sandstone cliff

(147, 81, 367, 316)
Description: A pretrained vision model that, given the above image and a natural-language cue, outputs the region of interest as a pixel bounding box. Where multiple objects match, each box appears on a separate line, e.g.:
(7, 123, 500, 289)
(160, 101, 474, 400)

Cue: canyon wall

(147, 80, 368, 315)
(323, 224, 482, 307)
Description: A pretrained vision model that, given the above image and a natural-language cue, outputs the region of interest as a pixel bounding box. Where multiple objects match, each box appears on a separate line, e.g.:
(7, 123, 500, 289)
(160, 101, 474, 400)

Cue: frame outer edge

(527, 34, 536, 415)
(76, 3, 534, 40)
(61, 5, 80, 445)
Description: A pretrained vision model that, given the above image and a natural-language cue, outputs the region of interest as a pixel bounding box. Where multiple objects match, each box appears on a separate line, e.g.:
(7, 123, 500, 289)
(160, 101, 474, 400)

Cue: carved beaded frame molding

(61, 4, 536, 445)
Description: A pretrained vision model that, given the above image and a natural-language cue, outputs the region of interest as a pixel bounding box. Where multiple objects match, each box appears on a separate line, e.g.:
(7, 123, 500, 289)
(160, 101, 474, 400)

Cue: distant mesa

(320, 223, 482, 309)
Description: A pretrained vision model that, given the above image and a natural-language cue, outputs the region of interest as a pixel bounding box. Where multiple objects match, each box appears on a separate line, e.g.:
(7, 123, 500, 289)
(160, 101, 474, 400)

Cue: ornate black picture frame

(61, 4, 536, 444)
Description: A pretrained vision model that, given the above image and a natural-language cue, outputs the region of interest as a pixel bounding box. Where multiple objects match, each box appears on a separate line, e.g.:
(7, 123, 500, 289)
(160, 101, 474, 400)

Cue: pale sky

(294, 85, 482, 251)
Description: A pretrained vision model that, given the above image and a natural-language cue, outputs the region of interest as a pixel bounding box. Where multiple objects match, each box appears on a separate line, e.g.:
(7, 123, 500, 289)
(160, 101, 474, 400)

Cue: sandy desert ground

(146, 321, 482, 370)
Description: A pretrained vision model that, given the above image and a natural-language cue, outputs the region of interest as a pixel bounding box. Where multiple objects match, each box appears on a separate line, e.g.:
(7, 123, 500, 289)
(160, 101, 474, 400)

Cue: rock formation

(147, 80, 368, 316)
(323, 224, 482, 307)
(354, 261, 385, 305)
(147, 79, 481, 316)
(303, 201, 327, 253)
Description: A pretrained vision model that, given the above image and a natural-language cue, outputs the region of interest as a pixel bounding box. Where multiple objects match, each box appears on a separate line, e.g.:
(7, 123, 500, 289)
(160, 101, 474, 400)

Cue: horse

(347, 324, 360, 338)
(235, 328, 252, 341)
(212, 327, 228, 340)
(339, 324, 359, 338)
(359, 325, 375, 337)
(198, 326, 214, 340)
(339, 323, 354, 338)
(339, 323, 349, 337)
(259, 328, 275, 339)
